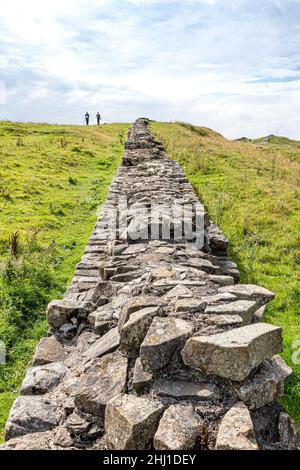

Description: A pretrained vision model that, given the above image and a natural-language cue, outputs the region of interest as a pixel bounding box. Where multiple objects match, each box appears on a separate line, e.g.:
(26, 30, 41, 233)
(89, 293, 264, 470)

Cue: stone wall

(1, 118, 298, 450)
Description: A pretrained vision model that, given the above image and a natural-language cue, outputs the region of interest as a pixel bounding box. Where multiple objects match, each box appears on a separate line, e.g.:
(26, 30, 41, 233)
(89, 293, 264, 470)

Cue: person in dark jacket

(96, 112, 101, 125)
(85, 112, 90, 125)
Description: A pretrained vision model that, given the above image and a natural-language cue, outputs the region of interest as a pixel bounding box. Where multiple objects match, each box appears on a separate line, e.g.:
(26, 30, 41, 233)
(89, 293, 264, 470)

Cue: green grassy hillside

(152, 121, 300, 430)
(0, 121, 129, 440)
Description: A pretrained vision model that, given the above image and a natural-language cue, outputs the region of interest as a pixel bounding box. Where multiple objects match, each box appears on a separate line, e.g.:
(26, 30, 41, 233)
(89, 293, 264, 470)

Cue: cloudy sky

(1, 0, 300, 138)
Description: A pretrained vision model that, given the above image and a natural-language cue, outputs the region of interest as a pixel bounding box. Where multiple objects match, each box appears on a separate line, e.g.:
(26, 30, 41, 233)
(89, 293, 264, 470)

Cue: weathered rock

(208, 275, 234, 286)
(32, 336, 66, 366)
(237, 355, 292, 409)
(252, 305, 266, 323)
(83, 327, 120, 360)
(47, 299, 88, 328)
(182, 323, 282, 381)
(155, 378, 220, 401)
(20, 362, 68, 395)
(74, 351, 127, 416)
(215, 402, 258, 450)
(201, 292, 237, 304)
(105, 394, 165, 450)
(118, 296, 161, 331)
(120, 306, 163, 356)
(163, 284, 193, 301)
(278, 412, 299, 448)
(175, 298, 206, 313)
(88, 303, 115, 335)
(205, 300, 258, 325)
(5, 396, 59, 440)
(65, 412, 91, 434)
(140, 317, 193, 371)
(1, 431, 54, 450)
(154, 404, 203, 450)
(132, 358, 153, 392)
(76, 331, 98, 353)
(219, 284, 275, 305)
(53, 426, 73, 448)
(206, 314, 244, 326)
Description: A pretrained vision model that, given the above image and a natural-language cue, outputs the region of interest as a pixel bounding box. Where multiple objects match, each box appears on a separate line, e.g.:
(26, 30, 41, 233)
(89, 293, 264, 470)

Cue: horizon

(1, 0, 300, 140)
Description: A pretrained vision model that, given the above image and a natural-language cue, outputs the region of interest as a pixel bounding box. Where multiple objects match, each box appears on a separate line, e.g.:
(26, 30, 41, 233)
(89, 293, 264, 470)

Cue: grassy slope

(152, 122, 300, 430)
(0, 121, 129, 440)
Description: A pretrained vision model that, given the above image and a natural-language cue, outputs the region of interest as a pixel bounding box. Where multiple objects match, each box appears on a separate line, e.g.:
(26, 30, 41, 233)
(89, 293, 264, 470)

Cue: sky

(1, 0, 300, 138)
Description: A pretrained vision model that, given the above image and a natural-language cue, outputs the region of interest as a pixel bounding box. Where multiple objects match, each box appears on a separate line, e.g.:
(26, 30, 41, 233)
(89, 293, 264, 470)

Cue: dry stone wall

(2, 118, 299, 451)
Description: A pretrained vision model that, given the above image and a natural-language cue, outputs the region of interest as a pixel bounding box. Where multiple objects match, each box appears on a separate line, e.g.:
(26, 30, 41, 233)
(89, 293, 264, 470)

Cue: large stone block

(105, 394, 165, 450)
(47, 299, 88, 328)
(140, 317, 193, 371)
(120, 306, 163, 356)
(154, 378, 220, 401)
(215, 402, 258, 450)
(218, 284, 275, 305)
(32, 336, 66, 366)
(154, 405, 203, 450)
(236, 355, 292, 409)
(74, 351, 127, 416)
(5, 396, 59, 440)
(20, 362, 68, 395)
(182, 323, 282, 381)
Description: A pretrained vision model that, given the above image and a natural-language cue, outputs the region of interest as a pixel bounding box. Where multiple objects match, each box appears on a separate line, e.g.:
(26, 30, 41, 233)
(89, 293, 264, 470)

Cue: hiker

(85, 112, 90, 125)
(96, 112, 101, 125)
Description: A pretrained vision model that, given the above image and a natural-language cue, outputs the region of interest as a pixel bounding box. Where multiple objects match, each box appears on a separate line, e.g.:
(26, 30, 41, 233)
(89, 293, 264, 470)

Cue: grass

(151, 121, 300, 430)
(0, 121, 129, 441)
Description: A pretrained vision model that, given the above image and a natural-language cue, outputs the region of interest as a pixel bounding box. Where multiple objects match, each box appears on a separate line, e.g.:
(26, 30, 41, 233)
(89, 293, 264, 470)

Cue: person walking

(96, 112, 101, 126)
(85, 112, 90, 125)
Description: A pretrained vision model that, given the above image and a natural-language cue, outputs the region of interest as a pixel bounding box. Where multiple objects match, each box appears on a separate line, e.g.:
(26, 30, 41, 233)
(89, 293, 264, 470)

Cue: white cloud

(0, 0, 300, 138)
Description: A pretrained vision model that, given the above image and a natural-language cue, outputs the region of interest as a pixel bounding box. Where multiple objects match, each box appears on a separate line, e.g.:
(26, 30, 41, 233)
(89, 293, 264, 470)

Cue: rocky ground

(1, 118, 298, 451)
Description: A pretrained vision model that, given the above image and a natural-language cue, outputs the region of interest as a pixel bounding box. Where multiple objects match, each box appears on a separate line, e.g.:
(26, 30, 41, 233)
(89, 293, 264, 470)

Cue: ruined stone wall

(1, 118, 298, 450)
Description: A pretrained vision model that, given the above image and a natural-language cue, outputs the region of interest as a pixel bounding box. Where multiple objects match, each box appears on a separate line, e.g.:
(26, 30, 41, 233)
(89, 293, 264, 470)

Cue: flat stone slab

(32, 336, 66, 366)
(140, 317, 194, 371)
(205, 300, 258, 325)
(215, 402, 258, 450)
(83, 327, 120, 361)
(154, 379, 220, 401)
(105, 394, 165, 450)
(154, 404, 203, 450)
(175, 298, 206, 313)
(20, 362, 68, 395)
(5, 396, 59, 440)
(75, 351, 127, 416)
(219, 284, 275, 305)
(0, 431, 54, 450)
(120, 307, 162, 356)
(206, 314, 244, 326)
(236, 355, 292, 409)
(182, 323, 282, 381)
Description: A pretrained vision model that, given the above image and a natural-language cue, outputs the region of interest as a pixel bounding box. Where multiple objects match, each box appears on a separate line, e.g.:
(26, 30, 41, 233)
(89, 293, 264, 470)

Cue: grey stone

(53, 426, 73, 448)
(74, 351, 127, 416)
(155, 379, 220, 401)
(208, 275, 234, 286)
(32, 336, 66, 366)
(175, 298, 206, 313)
(205, 300, 258, 325)
(118, 296, 161, 331)
(219, 284, 275, 305)
(206, 314, 244, 326)
(252, 305, 266, 323)
(237, 355, 292, 409)
(105, 394, 165, 450)
(88, 303, 115, 335)
(83, 327, 120, 360)
(132, 358, 153, 392)
(154, 404, 203, 450)
(278, 412, 299, 448)
(5, 396, 59, 440)
(65, 412, 91, 434)
(215, 402, 258, 450)
(120, 306, 163, 356)
(140, 317, 194, 371)
(1, 431, 54, 450)
(163, 284, 193, 300)
(182, 323, 282, 381)
(201, 293, 237, 304)
(47, 299, 88, 328)
(20, 362, 68, 395)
